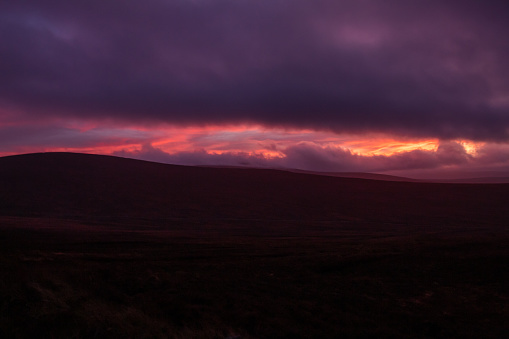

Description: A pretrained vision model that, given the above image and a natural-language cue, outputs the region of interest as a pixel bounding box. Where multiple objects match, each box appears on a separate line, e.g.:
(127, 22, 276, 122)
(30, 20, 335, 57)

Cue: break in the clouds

(2, 0, 509, 140)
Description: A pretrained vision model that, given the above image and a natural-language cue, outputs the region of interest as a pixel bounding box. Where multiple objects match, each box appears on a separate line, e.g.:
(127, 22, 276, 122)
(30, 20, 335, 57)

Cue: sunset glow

(1, 1, 509, 178)
(1, 114, 508, 177)
(112, 125, 442, 158)
(459, 140, 484, 155)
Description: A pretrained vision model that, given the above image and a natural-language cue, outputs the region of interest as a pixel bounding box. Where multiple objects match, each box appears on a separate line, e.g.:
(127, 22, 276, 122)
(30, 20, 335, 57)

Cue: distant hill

(286, 169, 509, 183)
(285, 169, 422, 182)
(434, 177, 509, 184)
(0, 152, 508, 228)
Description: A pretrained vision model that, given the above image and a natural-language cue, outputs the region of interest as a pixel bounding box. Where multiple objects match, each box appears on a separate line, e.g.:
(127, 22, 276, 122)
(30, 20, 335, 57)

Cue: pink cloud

(112, 139, 509, 179)
(2, 116, 509, 179)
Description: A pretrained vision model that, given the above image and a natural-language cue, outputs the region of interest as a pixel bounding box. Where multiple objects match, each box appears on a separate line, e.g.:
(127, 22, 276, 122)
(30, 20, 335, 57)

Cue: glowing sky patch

(120, 125, 440, 159)
(459, 140, 484, 155)
(0, 120, 488, 161)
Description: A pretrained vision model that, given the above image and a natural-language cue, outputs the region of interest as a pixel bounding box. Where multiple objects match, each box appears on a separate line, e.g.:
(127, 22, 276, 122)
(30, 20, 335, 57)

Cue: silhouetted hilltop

(286, 169, 422, 182)
(0, 152, 508, 228)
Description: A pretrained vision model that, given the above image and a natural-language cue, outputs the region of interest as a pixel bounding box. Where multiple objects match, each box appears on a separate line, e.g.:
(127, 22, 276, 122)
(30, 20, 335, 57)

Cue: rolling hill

(0, 152, 508, 230)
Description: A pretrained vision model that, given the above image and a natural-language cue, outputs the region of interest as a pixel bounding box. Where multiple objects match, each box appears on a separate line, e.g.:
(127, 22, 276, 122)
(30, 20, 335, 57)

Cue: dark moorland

(0, 152, 508, 338)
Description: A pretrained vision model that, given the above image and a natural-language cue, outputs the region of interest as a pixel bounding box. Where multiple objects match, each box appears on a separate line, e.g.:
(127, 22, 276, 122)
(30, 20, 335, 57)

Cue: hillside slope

(0, 152, 508, 228)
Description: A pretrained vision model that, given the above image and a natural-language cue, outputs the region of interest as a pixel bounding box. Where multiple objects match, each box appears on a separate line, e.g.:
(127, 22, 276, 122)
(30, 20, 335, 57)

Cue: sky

(2, 0, 509, 178)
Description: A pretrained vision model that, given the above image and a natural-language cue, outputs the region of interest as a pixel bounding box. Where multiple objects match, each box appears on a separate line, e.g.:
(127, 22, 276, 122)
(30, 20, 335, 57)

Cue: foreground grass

(1, 219, 508, 338)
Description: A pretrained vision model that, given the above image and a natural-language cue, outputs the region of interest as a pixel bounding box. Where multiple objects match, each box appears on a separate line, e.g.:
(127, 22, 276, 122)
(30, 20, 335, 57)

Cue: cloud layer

(2, 1, 509, 140)
(113, 140, 509, 179)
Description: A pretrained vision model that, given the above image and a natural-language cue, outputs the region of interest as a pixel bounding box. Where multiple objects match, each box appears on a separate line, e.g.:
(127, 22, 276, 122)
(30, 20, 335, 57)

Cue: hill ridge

(1, 152, 508, 229)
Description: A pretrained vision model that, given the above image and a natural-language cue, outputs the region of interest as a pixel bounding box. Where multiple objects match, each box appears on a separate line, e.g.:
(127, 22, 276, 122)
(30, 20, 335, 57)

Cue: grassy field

(1, 216, 508, 338)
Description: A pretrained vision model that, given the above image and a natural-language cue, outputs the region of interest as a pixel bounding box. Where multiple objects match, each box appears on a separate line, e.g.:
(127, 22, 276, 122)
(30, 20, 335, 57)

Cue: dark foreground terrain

(1, 153, 508, 338)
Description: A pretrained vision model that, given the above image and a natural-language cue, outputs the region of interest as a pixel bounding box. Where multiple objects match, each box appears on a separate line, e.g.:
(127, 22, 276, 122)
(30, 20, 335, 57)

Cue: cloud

(280, 143, 361, 172)
(114, 144, 272, 168)
(279, 141, 472, 173)
(1, 1, 509, 141)
(0, 122, 154, 154)
(113, 139, 506, 176)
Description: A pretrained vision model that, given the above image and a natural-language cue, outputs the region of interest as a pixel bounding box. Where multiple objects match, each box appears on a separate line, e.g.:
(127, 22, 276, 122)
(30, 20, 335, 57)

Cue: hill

(286, 169, 422, 182)
(1, 152, 508, 230)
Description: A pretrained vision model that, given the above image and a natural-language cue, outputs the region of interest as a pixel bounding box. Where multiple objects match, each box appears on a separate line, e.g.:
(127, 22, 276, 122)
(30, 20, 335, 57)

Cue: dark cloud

(0, 124, 152, 152)
(2, 1, 509, 140)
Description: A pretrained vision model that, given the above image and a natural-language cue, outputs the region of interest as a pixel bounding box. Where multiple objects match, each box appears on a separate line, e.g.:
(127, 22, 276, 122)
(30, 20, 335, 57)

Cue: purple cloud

(1, 1, 509, 140)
